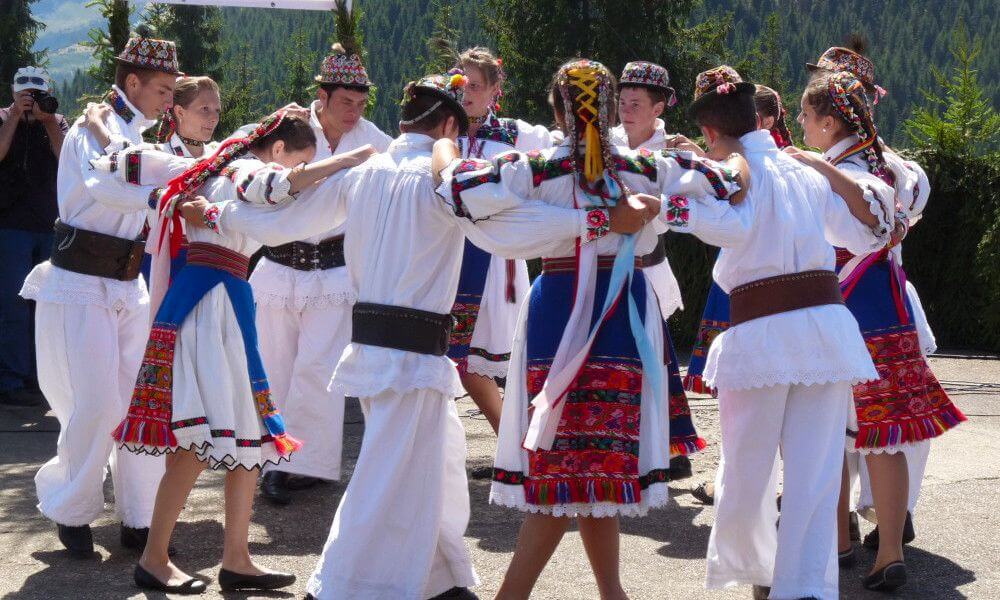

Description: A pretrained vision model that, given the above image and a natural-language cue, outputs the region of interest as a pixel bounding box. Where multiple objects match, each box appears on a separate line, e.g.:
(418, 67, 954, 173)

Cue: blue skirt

(684, 281, 729, 396)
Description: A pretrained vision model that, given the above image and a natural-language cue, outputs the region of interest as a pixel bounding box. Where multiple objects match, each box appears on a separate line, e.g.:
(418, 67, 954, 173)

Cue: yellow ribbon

(567, 66, 603, 183)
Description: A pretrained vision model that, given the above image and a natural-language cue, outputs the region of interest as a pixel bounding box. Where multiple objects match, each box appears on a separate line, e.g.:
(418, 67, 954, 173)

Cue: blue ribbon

(582, 176, 664, 411)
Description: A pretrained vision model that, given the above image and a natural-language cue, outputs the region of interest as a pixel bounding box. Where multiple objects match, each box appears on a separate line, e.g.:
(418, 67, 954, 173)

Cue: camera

(29, 90, 59, 114)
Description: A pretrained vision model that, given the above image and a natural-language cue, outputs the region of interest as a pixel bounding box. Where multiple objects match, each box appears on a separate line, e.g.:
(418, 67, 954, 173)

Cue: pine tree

(219, 43, 261, 136)
(284, 30, 316, 107)
(905, 22, 1000, 156)
(141, 4, 224, 82)
(84, 0, 132, 92)
(423, 0, 459, 74)
(741, 12, 788, 94)
(1, 0, 45, 105)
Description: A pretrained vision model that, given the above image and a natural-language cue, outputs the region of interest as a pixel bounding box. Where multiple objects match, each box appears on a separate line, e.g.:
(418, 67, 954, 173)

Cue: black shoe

(839, 546, 857, 569)
(57, 523, 94, 558)
(691, 481, 715, 505)
(283, 474, 325, 490)
(863, 561, 907, 592)
(218, 567, 296, 591)
(121, 524, 177, 557)
(469, 465, 494, 480)
(260, 471, 291, 505)
(849, 511, 861, 542)
(752, 585, 770, 599)
(134, 564, 207, 595)
(863, 511, 915, 549)
(668, 455, 693, 480)
(429, 587, 479, 599)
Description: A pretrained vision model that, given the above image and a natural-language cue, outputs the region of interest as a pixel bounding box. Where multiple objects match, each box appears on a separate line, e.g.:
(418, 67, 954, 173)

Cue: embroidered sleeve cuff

(584, 208, 611, 243)
(661, 194, 693, 230)
(859, 183, 893, 246)
(203, 204, 223, 235)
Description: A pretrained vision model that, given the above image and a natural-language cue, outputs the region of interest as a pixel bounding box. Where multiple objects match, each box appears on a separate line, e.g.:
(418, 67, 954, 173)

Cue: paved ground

(1, 353, 997, 599)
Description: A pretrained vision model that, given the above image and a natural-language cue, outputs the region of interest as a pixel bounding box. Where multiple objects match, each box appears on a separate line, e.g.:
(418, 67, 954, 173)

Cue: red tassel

(272, 433, 303, 456)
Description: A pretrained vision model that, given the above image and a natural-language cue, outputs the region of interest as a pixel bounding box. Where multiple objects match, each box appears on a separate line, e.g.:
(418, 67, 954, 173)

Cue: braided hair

(804, 71, 888, 181)
(548, 59, 625, 199)
(754, 85, 792, 149)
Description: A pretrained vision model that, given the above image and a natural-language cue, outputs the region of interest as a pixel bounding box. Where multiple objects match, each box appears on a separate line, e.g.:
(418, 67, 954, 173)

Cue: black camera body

(30, 90, 59, 114)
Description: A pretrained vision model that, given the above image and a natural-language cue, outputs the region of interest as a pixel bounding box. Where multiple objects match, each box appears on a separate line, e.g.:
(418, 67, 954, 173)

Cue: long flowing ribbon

(523, 176, 663, 451)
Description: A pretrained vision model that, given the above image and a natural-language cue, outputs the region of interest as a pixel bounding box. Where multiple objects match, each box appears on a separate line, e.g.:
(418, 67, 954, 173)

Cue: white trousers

(706, 381, 850, 600)
(33, 302, 163, 527)
(306, 389, 478, 599)
(257, 304, 350, 480)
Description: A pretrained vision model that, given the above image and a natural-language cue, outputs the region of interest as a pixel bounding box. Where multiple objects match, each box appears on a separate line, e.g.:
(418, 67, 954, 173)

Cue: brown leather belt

(729, 270, 843, 326)
(49, 219, 145, 281)
(352, 302, 454, 356)
(640, 235, 666, 268)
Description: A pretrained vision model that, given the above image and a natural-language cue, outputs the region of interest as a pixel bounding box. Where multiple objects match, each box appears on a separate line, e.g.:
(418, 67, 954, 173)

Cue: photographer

(0, 67, 67, 406)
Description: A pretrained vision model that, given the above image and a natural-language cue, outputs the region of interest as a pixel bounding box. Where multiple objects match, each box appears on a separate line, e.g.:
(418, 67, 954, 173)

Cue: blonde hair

(173, 76, 220, 108)
(458, 47, 503, 86)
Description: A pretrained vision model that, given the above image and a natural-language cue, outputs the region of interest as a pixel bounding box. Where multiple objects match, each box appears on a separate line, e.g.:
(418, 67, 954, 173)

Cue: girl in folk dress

(447, 47, 551, 434)
(440, 59, 744, 599)
(86, 111, 373, 594)
(796, 70, 965, 592)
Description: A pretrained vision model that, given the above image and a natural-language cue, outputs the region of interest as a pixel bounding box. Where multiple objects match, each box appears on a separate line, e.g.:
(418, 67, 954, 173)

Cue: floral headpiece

(826, 72, 887, 180)
(401, 68, 469, 133)
(620, 61, 677, 107)
(808, 46, 886, 104)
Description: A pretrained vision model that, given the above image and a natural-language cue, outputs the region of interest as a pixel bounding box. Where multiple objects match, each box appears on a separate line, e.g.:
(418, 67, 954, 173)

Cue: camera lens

(30, 90, 59, 114)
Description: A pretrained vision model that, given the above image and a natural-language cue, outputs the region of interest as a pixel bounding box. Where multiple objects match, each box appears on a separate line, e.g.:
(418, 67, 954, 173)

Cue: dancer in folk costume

(17, 27, 180, 558)
(133, 76, 224, 286)
(805, 42, 937, 557)
(254, 11, 392, 505)
(796, 69, 965, 591)
(610, 60, 707, 480)
(687, 84, 795, 506)
(87, 110, 374, 593)
(447, 47, 551, 436)
(668, 65, 892, 600)
(294, 70, 655, 600)
(440, 60, 744, 599)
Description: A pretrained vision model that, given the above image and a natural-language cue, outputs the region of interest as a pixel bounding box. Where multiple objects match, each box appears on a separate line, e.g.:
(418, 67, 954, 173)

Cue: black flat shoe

(260, 471, 291, 505)
(863, 511, 916, 549)
(57, 523, 94, 558)
(863, 561, 907, 592)
(121, 524, 177, 556)
(839, 546, 857, 569)
(849, 511, 861, 542)
(218, 568, 296, 591)
(284, 474, 325, 490)
(134, 564, 207, 595)
(429, 587, 479, 599)
(691, 481, 715, 505)
(469, 465, 494, 480)
(752, 585, 770, 599)
(668, 455, 693, 480)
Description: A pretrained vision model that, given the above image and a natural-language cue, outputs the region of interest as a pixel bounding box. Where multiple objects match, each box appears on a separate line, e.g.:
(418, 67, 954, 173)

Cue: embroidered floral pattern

(449, 154, 520, 219)
(125, 152, 141, 185)
(669, 153, 734, 199)
(104, 88, 135, 124)
(112, 323, 179, 448)
(852, 328, 966, 449)
(448, 301, 480, 347)
(203, 205, 221, 233)
(612, 148, 657, 181)
(586, 208, 611, 241)
(664, 195, 690, 227)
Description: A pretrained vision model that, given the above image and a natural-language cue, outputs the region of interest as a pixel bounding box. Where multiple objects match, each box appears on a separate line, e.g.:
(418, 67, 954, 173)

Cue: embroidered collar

(823, 134, 865, 165)
(105, 85, 156, 133)
(178, 134, 205, 147)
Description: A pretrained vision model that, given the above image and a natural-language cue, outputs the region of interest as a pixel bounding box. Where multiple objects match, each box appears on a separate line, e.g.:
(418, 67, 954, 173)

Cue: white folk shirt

(611, 117, 685, 318)
(248, 101, 393, 311)
(667, 130, 892, 391)
(21, 85, 159, 311)
(218, 133, 595, 400)
(610, 118, 673, 151)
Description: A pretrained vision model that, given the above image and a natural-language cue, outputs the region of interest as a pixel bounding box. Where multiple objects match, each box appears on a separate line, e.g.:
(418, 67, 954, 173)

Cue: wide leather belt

(264, 235, 345, 271)
(351, 302, 454, 356)
(729, 270, 843, 326)
(49, 219, 145, 281)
